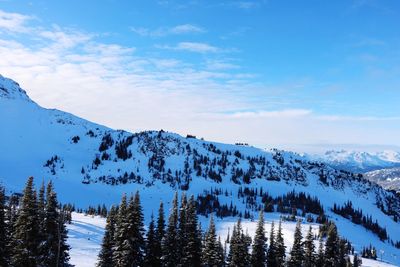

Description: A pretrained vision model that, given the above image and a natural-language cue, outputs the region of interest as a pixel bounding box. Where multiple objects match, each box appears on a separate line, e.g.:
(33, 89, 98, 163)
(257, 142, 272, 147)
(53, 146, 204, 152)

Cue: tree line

(0, 177, 70, 266)
(98, 192, 360, 267)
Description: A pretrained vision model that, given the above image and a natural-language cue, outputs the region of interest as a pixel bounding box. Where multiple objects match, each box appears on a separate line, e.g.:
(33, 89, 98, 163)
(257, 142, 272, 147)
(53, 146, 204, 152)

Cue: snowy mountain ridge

(364, 167, 400, 193)
(310, 149, 400, 173)
(0, 75, 400, 265)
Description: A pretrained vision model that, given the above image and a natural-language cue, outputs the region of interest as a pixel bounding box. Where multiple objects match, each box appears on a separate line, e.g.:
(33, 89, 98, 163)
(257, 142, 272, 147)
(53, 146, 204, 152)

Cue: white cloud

(0, 9, 32, 32)
(170, 24, 205, 34)
(317, 115, 400, 122)
(157, 42, 220, 53)
(206, 60, 240, 70)
(229, 109, 312, 118)
(0, 9, 399, 152)
(131, 24, 205, 37)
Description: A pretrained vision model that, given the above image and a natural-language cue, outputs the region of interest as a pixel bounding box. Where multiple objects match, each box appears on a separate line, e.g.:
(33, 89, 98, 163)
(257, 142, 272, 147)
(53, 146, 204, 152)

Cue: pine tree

(338, 238, 348, 267)
(153, 201, 165, 267)
(228, 219, 250, 267)
(275, 220, 286, 267)
(144, 214, 158, 267)
(324, 223, 339, 267)
(162, 192, 180, 267)
(112, 194, 129, 266)
(57, 208, 71, 266)
(288, 220, 304, 267)
(5, 193, 18, 265)
(304, 225, 316, 267)
(37, 181, 46, 265)
(353, 253, 361, 267)
(97, 205, 117, 267)
(203, 214, 224, 267)
(178, 193, 188, 263)
(133, 191, 146, 264)
(122, 192, 146, 267)
(217, 236, 225, 267)
(11, 177, 40, 267)
(251, 210, 267, 267)
(316, 235, 325, 267)
(42, 181, 61, 266)
(0, 187, 8, 266)
(266, 221, 277, 267)
(182, 195, 202, 267)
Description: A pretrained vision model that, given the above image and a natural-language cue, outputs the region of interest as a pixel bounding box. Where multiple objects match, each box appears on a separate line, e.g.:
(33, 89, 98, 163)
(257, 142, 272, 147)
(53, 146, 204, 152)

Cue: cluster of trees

(196, 188, 327, 224)
(0, 177, 70, 266)
(98, 191, 358, 267)
(361, 245, 377, 260)
(333, 201, 388, 241)
(115, 135, 134, 160)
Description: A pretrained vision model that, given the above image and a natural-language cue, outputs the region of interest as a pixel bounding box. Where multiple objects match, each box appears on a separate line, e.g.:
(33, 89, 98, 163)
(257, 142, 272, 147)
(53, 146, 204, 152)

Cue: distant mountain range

(309, 150, 400, 192)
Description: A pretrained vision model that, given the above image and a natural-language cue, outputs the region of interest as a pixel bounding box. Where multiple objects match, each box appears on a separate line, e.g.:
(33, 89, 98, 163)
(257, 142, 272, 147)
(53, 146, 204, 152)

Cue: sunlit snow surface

(68, 212, 399, 267)
(68, 213, 106, 267)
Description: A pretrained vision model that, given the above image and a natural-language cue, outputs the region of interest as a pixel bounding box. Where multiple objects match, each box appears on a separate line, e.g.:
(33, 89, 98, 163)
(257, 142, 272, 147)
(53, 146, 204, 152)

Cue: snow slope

(68, 212, 399, 267)
(1, 74, 400, 265)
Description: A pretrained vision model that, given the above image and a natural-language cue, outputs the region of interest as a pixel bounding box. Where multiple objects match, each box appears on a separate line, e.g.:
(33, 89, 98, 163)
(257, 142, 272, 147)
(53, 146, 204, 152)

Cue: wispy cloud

(233, 1, 262, 9)
(156, 42, 220, 53)
(206, 59, 240, 70)
(317, 115, 400, 122)
(0, 9, 33, 32)
(228, 109, 312, 119)
(1, 8, 399, 151)
(131, 24, 205, 37)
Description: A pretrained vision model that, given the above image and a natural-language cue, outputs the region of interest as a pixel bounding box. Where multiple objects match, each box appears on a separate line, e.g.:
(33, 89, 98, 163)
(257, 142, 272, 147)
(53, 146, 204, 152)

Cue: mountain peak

(0, 75, 31, 102)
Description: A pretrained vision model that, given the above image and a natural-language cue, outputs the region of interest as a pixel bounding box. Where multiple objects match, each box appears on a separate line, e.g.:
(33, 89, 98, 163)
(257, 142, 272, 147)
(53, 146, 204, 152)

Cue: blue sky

(1, 0, 400, 152)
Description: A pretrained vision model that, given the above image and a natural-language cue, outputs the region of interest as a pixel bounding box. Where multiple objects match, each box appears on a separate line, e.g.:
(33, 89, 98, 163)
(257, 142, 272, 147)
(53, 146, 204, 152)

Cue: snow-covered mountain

(364, 167, 400, 193)
(312, 150, 400, 173)
(311, 150, 400, 192)
(1, 74, 400, 265)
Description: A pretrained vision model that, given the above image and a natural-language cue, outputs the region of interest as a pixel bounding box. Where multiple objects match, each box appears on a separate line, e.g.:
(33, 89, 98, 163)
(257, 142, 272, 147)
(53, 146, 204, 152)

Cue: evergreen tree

(182, 195, 202, 267)
(42, 181, 61, 266)
(275, 220, 286, 267)
(133, 192, 146, 264)
(112, 194, 130, 266)
(316, 235, 325, 267)
(353, 254, 361, 267)
(57, 208, 71, 266)
(266, 221, 277, 267)
(144, 214, 158, 267)
(0, 187, 7, 266)
(338, 239, 348, 267)
(228, 219, 250, 267)
(11, 177, 40, 267)
(153, 201, 165, 267)
(5, 193, 18, 265)
(37, 181, 47, 265)
(203, 214, 224, 267)
(324, 223, 339, 267)
(97, 205, 117, 267)
(123, 192, 145, 266)
(162, 192, 180, 267)
(304, 225, 316, 267)
(251, 210, 267, 267)
(288, 220, 304, 267)
(178, 193, 188, 263)
(217, 236, 225, 267)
